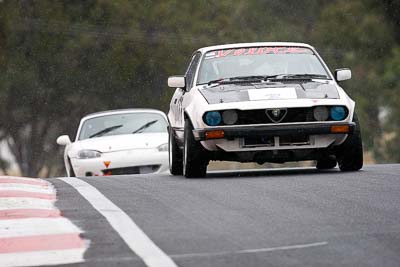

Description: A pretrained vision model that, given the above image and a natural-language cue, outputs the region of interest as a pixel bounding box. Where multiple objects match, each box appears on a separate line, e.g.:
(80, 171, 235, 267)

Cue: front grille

(102, 165, 160, 175)
(237, 108, 314, 125)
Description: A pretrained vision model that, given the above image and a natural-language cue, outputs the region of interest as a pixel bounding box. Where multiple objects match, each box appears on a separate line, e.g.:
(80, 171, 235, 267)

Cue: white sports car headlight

(77, 150, 102, 159)
(157, 143, 168, 152)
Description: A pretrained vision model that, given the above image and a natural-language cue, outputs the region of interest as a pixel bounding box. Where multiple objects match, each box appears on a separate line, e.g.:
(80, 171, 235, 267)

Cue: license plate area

(280, 134, 309, 146)
(101, 165, 160, 175)
(243, 136, 275, 147)
(242, 134, 310, 147)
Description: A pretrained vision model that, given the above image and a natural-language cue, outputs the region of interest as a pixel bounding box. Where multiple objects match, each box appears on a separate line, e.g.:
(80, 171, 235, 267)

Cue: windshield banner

(205, 47, 313, 60)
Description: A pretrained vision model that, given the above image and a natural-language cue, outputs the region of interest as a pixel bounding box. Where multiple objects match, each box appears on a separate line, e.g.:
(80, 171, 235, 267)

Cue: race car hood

(72, 132, 168, 153)
(199, 81, 339, 104)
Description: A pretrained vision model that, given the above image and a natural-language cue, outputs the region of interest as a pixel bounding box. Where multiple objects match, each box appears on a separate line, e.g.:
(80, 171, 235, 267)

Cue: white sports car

(57, 109, 169, 177)
(167, 42, 363, 178)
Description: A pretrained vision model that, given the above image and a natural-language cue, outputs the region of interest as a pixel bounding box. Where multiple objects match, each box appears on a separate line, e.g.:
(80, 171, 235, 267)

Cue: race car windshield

(78, 112, 167, 140)
(197, 47, 330, 85)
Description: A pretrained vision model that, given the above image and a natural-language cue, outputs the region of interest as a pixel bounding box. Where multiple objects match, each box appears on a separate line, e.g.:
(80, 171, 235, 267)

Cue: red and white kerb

(0, 176, 88, 267)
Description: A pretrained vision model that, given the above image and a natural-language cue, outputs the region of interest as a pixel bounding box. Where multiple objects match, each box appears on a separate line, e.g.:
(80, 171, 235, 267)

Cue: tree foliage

(0, 0, 398, 177)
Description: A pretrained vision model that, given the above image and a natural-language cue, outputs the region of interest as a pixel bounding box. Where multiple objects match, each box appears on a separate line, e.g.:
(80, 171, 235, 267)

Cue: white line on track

(0, 217, 81, 238)
(171, 241, 328, 259)
(59, 177, 178, 267)
(0, 248, 86, 267)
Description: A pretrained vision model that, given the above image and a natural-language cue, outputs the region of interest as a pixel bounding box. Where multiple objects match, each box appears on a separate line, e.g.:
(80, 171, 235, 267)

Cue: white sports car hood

(199, 81, 339, 104)
(72, 133, 168, 153)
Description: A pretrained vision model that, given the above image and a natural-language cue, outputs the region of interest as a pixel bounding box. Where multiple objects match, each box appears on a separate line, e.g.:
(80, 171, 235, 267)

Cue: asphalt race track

(49, 164, 400, 267)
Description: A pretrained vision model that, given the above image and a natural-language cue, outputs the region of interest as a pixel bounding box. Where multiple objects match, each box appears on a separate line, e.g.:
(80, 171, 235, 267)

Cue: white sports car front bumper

(70, 148, 169, 177)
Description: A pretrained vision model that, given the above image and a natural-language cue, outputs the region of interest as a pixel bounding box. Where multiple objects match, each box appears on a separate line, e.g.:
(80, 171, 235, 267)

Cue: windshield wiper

(273, 74, 330, 80)
(89, 124, 123, 138)
(206, 78, 228, 85)
(132, 120, 158, 134)
(228, 75, 266, 81)
(263, 74, 288, 79)
(205, 74, 329, 86)
(207, 75, 265, 85)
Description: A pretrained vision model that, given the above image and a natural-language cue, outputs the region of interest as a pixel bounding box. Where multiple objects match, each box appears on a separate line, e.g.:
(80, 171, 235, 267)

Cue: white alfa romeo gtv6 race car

(167, 42, 363, 178)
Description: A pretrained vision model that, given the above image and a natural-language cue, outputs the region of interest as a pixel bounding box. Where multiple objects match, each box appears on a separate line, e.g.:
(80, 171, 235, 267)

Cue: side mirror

(335, 68, 351, 82)
(168, 76, 185, 88)
(57, 135, 72, 146)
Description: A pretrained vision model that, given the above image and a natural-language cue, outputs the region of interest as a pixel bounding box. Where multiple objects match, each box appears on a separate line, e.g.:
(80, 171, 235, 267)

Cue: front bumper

(193, 122, 355, 141)
(71, 148, 169, 177)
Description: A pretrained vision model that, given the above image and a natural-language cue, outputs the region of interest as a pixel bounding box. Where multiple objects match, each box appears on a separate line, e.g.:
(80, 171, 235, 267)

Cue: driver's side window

(185, 52, 202, 90)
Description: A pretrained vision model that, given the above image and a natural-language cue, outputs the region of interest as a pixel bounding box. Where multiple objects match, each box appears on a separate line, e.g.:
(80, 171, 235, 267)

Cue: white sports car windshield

(78, 112, 167, 140)
(197, 47, 329, 85)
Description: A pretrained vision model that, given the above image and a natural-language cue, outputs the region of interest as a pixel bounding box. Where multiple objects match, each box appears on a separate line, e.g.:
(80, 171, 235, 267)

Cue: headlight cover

(158, 143, 168, 152)
(204, 111, 222, 126)
(77, 150, 102, 159)
(330, 106, 347, 121)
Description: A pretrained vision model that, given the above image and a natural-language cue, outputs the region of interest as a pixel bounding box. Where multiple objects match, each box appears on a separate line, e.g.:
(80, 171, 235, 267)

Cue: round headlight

(330, 106, 346, 121)
(313, 106, 329, 121)
(222, 110, 238, 125)
(204, 111, 222, 126)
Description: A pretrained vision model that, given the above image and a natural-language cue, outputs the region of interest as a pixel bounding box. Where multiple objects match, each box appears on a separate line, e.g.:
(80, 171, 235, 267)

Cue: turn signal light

(330, 125, 350, 133)
(205, 130, 225, 139)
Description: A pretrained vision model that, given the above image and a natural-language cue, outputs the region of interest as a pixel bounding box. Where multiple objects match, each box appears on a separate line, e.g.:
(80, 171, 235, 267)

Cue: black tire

(336, 113, 363, 171)
(183, 118, 208, 178)
(169, 127, 183, 175)
(316, 155, 337, 170)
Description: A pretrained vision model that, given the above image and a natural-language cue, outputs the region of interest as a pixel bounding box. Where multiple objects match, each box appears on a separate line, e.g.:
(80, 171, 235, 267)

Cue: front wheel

(336, 113, 363, 171)
(169, 127, 183, 175)
(183, 119, 208, 178)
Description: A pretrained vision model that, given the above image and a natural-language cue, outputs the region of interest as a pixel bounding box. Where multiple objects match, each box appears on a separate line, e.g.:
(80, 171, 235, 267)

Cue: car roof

(81, 109, 166, 121)
(197, 42, 314, 54)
